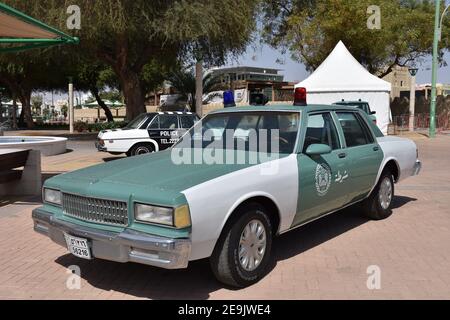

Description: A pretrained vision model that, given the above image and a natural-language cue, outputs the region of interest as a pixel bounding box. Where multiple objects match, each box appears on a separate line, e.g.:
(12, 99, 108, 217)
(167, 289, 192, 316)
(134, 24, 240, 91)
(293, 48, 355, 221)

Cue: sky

(225, 43, 450, 85)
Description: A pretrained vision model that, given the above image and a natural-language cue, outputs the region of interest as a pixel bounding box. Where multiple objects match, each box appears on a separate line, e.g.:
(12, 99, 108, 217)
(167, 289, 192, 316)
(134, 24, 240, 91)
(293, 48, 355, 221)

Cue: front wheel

(362, 170, 394, 220)
(210, 203, 273, 287)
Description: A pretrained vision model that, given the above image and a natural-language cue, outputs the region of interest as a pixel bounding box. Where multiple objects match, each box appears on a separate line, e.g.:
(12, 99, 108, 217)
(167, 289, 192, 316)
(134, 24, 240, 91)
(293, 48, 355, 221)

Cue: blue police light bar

(223, 90, 236, 108)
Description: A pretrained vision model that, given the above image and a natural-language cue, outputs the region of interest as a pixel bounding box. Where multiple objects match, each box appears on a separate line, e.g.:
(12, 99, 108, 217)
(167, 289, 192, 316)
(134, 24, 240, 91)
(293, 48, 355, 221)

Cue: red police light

(294, 87, 307, 106)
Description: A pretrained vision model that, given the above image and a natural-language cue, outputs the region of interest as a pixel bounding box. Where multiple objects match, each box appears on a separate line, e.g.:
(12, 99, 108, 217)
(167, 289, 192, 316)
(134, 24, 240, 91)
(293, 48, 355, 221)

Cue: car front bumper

(32, 207, 191, 269)
(412, 160, 422, 176)
(95, 140, 107, 152)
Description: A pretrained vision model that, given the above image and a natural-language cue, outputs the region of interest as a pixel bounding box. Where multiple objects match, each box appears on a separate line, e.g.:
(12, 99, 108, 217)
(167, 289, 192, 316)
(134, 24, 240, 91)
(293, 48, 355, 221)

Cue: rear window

(159, 115, 179, 129)
(336, 112, 373, 147)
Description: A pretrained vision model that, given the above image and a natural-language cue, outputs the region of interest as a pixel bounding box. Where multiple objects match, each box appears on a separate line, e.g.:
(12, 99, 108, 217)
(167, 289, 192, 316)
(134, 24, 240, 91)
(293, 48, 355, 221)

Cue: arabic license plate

(64, 233, 92, 260)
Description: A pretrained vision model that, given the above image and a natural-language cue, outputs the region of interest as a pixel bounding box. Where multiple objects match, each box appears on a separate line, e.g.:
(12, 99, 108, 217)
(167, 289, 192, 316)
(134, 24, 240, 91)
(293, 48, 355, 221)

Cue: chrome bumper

(412, 160, 422, 176)
(32, 207, 191, 269)
(95, 141, 107, 152)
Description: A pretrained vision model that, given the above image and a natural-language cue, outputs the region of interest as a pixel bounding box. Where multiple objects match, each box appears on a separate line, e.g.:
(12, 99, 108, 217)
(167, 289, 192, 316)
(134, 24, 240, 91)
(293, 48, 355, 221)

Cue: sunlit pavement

(0, 136, 449, 299)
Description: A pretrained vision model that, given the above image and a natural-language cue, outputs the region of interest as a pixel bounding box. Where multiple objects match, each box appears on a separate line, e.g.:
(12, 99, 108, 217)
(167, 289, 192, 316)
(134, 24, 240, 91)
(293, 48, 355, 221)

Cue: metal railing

(391, 113, 450, 134)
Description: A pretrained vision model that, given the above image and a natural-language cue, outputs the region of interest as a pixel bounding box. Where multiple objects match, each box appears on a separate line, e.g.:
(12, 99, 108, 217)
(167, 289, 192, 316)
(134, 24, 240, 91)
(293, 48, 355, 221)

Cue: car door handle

(373, 146, 379, 151)
(338, 152, 347, 159)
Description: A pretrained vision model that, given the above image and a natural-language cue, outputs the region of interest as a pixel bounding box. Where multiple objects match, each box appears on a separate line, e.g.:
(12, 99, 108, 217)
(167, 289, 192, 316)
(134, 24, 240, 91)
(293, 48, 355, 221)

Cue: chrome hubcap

(238, 219, 267, 271)
(379, 177, 393, 210)
(135, 146, 150, 155)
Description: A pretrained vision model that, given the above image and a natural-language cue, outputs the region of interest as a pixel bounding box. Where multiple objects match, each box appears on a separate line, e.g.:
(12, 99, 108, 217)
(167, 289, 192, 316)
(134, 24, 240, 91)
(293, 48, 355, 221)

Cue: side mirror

(371, 111, 376, 115)
(305, 143, 332, 156)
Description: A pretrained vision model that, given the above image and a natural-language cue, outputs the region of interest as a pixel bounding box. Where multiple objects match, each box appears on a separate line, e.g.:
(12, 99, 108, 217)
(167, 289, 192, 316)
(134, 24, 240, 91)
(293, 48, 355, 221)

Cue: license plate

(64, 233, 92, 260)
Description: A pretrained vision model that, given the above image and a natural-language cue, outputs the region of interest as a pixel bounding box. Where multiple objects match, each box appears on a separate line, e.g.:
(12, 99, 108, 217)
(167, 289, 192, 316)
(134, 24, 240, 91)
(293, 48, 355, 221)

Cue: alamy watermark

(366, 265, 381, 290)
(66, 5, 81, 30)
(170, 128, 284, 174)
(66, 265, 81, 290)
(367, 5, 381, 30)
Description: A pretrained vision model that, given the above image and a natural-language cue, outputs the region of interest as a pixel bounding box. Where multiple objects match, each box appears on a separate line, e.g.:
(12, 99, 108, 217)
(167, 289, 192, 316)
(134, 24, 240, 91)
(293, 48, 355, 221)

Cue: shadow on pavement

(54, 196, 416, 299)
(390, 195, 417, 209)
(102, 156, 125, 162)
(0, 195, 41, 209)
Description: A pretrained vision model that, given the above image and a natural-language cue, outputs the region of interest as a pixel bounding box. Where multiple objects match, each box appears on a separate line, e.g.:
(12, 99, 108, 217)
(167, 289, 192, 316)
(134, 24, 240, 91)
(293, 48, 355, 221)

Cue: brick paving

(0, 135, 449, 299)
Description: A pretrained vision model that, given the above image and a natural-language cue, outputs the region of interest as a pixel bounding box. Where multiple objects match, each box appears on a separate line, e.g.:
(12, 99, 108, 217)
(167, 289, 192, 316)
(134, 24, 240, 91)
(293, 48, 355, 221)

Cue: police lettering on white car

(96, 111, 199, 156)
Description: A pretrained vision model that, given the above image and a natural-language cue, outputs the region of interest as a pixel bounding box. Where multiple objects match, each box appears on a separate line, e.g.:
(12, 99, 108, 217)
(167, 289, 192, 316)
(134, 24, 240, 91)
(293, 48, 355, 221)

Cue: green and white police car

(33, 102, 421, 287)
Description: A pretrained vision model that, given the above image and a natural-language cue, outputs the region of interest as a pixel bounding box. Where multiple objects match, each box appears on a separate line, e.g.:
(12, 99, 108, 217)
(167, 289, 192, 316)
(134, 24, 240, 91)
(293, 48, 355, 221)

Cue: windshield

(125, 113, 147, 129)
(175, 111, 300, 154)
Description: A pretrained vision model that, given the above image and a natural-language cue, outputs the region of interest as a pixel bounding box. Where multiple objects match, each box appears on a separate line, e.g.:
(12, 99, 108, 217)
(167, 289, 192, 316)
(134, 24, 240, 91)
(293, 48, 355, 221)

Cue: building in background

(382, 66, 412, 99)
(383, 65, 450, 100)
(208, 66, 295, 102)
(416, 83, 450, 99)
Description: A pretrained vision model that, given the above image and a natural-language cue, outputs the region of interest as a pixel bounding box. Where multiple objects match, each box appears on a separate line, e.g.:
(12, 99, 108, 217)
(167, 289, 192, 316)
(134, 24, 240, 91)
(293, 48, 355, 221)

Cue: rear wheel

(362, 170, 394, 220)
(127, 143, 155, 157)
(210, 203, 273, 288)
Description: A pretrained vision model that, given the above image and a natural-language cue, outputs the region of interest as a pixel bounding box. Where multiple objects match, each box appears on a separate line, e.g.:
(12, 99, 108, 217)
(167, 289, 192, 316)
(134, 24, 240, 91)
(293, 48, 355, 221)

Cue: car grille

(62, 193, 128, 226)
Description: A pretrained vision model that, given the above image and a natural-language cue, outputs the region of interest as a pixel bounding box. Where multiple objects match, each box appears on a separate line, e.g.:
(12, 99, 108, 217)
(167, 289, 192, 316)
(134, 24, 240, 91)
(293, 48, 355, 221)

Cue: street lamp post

(430, 1, 449, 138)
(408, 67, 418, 132)
(68, 77, 74, 133)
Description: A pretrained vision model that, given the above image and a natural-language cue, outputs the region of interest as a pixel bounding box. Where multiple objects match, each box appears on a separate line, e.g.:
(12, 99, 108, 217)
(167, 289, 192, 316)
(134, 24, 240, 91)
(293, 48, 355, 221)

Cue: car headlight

(44, 188, 62, 205)
(134, 203, 191, 228)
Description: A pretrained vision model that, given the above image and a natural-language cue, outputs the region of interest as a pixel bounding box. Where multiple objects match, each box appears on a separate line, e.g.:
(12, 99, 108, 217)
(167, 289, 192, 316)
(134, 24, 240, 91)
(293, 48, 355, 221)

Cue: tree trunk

(18, 89, 34, 129)
(18, 107, 24, 128)
(195, 61, 203, 116)
(119, 70, 146, 121)
(97, 34, 148, 121)
(12, 96, 18, 130)
(90, 86, 114, 122)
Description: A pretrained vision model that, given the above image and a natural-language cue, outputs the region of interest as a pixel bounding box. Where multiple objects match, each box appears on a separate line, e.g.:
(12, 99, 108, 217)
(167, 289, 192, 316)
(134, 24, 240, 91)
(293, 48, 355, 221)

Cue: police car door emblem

(315, 163, 331, 196)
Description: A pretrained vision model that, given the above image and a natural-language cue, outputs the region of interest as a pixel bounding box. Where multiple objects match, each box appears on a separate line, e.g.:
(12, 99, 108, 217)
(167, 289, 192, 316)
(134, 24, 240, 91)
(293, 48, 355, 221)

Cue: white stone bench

(0, 148, 41, 196)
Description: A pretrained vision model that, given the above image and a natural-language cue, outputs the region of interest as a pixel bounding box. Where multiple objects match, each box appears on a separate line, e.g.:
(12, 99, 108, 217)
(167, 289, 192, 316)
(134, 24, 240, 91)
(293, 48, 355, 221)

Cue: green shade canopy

(0, 2, 78, 52)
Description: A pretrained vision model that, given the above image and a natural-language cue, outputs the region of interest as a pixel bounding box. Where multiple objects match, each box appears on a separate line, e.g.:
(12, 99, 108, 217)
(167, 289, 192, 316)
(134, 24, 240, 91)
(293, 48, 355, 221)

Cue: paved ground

(0, 135, 449, 299)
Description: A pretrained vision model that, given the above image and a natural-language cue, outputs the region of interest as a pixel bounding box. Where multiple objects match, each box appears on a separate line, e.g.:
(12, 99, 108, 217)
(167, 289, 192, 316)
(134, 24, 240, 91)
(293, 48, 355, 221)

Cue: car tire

(362, 170, 394, 220)
(128, 143, 155, 156)
(210, 203, 273, 288)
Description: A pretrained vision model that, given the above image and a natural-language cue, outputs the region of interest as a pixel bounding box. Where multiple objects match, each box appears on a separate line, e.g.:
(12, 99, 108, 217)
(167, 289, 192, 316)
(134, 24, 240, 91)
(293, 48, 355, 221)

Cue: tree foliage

(261, 0, 450, 77)
(50, 0, 259, 120)
(0, 0, 259, 123)
(167, 67, 225, 111)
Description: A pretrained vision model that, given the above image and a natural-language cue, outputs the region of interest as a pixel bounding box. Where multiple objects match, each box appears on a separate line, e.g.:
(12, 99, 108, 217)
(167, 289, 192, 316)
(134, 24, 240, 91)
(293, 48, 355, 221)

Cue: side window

(180, 115, 196, 129)
(140, 115, 154, 129)
(336, 112, 372, 147)
(159, 115, 179, 129)
(303, 113, 340, 152)
(355, 113, 375, 143)
(148, 116, 159, 129)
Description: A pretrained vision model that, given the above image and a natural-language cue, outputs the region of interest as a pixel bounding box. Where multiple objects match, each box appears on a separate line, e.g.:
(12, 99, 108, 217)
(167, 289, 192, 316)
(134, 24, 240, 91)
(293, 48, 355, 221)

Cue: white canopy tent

(295, 41, 391, 134)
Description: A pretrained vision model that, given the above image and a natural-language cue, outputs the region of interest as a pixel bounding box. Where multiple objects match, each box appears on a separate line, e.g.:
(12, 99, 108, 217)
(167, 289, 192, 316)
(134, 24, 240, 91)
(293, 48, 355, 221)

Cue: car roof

(146, 111, 196, 116)
(208, 104, 363, 114)
(334, 101, 368, 105)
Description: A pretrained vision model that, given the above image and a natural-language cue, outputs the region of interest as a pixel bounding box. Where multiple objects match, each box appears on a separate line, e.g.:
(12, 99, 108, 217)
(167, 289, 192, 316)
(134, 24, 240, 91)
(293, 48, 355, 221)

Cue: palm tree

(167, 67, 225, 112)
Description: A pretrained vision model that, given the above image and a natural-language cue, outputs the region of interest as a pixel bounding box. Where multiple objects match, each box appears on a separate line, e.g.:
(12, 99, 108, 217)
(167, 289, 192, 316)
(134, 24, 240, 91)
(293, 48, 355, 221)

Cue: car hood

(45, 150, 268, 206)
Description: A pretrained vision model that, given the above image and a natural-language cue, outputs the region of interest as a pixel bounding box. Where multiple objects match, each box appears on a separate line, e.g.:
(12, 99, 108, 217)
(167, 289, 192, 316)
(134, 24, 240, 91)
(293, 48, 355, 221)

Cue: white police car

(96, 111, 199, 156)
